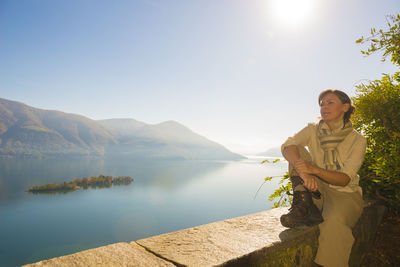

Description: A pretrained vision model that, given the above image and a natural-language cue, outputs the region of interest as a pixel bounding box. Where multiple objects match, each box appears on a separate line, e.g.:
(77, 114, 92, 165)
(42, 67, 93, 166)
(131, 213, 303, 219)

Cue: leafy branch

(255, 158, 292, 208)
(356, 14, 400, 69)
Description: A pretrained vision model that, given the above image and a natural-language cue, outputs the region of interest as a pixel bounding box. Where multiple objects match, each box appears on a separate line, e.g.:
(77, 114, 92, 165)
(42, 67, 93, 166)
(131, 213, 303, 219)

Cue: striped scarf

(317, 120, 354, 171)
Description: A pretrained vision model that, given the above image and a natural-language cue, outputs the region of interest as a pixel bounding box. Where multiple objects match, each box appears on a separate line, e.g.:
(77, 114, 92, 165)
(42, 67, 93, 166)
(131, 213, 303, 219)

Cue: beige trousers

(293, 146, 364, 267)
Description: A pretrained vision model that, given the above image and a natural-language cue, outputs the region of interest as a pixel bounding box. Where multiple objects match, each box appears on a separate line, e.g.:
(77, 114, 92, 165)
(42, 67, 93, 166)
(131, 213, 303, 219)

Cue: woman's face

(319, 93, 349, 125)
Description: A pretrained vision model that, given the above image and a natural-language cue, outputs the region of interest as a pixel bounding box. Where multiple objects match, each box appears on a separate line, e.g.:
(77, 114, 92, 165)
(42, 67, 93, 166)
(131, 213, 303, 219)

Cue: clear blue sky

(1, 0, 399, 154)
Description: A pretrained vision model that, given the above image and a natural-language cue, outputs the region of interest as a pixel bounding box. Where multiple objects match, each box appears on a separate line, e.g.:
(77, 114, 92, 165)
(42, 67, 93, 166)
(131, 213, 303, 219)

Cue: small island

(28, 175, 133, 193)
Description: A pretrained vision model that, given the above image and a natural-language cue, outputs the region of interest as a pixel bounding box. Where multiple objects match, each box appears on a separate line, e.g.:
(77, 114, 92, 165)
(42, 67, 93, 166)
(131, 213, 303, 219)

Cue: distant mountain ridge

(257, 147, 282, 157)
(0, 98, 244, 160)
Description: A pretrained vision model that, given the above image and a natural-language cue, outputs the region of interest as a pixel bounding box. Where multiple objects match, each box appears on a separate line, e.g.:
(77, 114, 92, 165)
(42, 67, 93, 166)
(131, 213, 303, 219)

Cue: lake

(0, 156, 287, 266)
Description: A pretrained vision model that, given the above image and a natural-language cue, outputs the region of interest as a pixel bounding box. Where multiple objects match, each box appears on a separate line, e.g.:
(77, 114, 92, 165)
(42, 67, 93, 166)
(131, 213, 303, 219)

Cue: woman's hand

(294, 158, 315, 175)
(294, 159, 318, 191)
(300, 173, 319, 192)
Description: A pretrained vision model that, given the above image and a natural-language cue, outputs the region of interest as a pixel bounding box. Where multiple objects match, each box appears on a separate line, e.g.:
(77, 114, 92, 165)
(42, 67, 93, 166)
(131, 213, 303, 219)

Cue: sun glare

(269, 0, 316, 28)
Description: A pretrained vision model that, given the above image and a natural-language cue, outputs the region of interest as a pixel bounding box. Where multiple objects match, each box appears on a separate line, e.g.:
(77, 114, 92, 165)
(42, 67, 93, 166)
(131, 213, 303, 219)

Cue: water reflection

(0, 157, 229, 204)
(0, 157, 105, 203)
(0, 156, 286, 267)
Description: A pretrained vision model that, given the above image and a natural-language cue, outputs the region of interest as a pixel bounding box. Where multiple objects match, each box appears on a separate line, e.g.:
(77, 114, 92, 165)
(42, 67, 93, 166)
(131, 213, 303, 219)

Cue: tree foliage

(259, 159, 292, 208)
(267, 172, 292, 208)
(354, 13, 400, 214)
(356, 14, 400, 69)
(28, 175, 133, 193)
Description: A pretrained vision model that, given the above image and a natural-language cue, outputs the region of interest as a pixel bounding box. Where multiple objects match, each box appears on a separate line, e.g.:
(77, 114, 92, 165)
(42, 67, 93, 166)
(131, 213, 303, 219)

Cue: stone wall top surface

(135, 208, 289, 266)
(23, 242, 175, 267)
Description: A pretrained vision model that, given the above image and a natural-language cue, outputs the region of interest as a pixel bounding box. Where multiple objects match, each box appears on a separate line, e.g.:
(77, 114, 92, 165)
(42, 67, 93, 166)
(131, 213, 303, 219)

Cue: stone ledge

(24, 200, 386, 267)
(23, 242, 175, 267)
(135, 208, 289, 266)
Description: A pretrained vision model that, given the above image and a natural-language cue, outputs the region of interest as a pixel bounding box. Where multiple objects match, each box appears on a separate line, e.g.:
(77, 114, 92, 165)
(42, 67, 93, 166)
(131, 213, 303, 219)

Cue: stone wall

(24, 200, 386, 267)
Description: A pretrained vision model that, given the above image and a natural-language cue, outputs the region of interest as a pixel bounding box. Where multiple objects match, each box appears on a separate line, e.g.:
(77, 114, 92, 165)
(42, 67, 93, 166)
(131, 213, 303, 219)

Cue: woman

(280, 89, 367, 267)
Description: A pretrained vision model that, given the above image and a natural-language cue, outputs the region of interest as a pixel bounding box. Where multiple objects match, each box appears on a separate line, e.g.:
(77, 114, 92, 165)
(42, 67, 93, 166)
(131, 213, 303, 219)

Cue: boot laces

(287, 191, 307, 213)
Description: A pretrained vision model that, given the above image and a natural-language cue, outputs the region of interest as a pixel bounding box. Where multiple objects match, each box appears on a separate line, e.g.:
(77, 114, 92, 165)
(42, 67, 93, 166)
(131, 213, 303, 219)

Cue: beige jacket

(281, 121, 367, 194)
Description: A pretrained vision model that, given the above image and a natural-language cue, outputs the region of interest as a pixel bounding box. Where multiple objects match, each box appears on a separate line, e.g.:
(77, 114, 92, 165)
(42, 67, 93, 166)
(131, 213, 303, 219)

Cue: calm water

(0, 156, 287, 266)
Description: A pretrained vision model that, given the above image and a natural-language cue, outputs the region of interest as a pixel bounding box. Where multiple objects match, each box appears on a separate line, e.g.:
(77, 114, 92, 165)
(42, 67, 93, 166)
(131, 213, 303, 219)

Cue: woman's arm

(294, 159, 350, 186)
(282, 145, 319, 191)
(294, 134, 367, 187)
(282, 145, 300, 164)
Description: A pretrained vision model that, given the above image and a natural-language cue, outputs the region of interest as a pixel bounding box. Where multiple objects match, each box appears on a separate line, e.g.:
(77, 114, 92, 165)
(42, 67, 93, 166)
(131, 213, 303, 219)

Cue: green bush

(354, 13, 400, 214)
(352, 75, 400, 214)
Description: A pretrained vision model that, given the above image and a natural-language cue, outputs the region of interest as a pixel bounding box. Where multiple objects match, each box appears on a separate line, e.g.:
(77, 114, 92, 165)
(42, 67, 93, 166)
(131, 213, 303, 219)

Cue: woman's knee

(321, 208, 361, 229)
(322, 197, 363, 227)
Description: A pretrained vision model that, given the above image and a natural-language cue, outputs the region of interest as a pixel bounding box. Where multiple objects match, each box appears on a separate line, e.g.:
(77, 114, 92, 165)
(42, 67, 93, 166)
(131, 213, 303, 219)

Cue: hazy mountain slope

(102, 119, 219, 146)
(0, 98, 116, 156)
(0, 98, 244, 159)
(98, 118, 146, 137)
(99, 119, 244, 160)
(137, 121, 220, 145)
(257, 147, 282, 157)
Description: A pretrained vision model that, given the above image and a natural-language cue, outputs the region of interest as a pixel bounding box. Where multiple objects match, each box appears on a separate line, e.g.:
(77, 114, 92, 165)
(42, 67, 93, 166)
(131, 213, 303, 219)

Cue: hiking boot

(280, 190, 323, 228)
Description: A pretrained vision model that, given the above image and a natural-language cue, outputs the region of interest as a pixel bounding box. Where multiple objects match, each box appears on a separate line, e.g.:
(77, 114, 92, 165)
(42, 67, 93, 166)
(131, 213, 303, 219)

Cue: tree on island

(28, 175, 133, 193)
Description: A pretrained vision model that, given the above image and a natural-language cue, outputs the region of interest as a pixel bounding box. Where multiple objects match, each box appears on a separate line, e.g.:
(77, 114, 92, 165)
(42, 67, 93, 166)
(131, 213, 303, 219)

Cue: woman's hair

(318, 89, 355, 124)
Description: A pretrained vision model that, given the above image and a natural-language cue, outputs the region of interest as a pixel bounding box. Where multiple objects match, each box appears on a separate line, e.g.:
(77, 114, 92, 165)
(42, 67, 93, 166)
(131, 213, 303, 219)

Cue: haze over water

(0, 156, 287, 266)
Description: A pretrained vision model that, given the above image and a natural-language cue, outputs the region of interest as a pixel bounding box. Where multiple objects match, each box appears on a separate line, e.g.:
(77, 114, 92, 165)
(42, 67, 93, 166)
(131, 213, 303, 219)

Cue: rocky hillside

(0, 98, 244, 160)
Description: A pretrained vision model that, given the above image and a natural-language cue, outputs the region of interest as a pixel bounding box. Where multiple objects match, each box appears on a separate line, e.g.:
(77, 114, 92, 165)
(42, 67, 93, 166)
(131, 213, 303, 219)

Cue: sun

(268, 0, 316, 28)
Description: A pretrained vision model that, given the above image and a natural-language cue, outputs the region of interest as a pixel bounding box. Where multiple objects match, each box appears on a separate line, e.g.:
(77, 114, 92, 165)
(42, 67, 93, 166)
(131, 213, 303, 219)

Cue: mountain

(99, 119, 243, 159)
(0, 98, 117, 156)
(257, 147, 282, 157)
(0, 98, 244, 160)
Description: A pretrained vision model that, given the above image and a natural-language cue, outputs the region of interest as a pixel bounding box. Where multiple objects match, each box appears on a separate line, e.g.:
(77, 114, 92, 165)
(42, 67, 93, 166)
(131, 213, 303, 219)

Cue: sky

(1, 0, 399, 155)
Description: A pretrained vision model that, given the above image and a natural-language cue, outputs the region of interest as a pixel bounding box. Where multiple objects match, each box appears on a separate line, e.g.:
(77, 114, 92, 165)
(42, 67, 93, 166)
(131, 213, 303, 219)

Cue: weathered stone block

(22, 242, 175, 267)
(136, 208, 290, 266)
